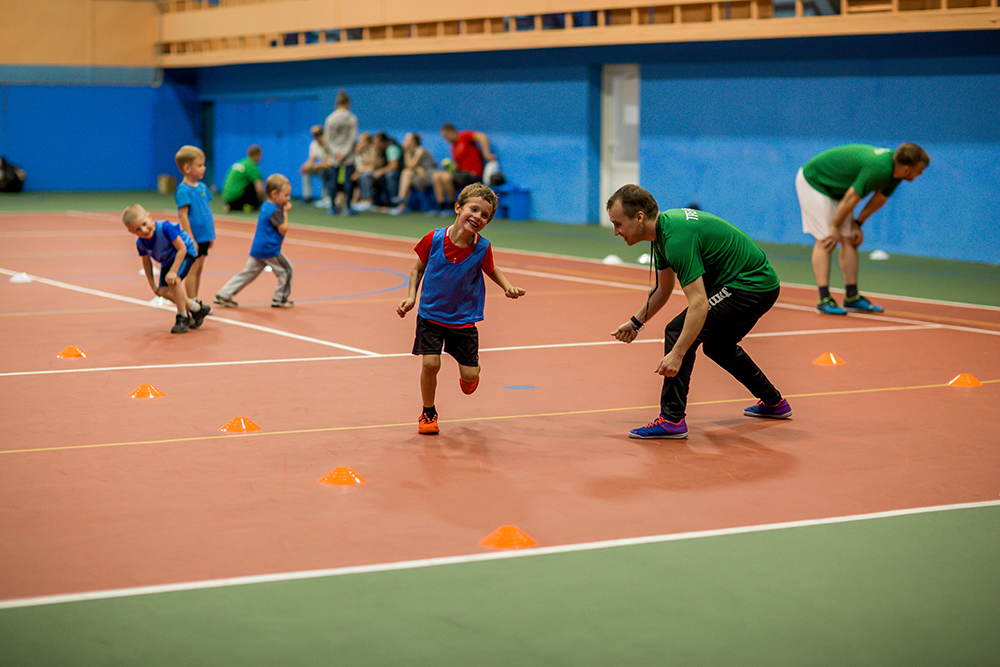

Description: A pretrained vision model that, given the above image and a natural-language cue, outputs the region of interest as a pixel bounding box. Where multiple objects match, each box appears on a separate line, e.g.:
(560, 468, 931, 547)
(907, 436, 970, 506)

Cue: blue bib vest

(417, 227, 489, 326)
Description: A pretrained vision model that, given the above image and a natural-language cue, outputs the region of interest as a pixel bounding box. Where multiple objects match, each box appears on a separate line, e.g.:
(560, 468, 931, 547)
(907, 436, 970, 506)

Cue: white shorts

(796, 167, 854, 240)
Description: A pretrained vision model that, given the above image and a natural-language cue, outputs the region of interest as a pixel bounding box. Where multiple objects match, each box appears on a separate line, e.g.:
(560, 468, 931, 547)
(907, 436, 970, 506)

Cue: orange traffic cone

(479, 525, 537, 550)
(317, 467, 367, 486)
(56, 346, 87, 358)
(812, 352, 845, 366)
(220, 417, 261, 433)
(129, 384, 165, 399)
(948, 373, 983, 387)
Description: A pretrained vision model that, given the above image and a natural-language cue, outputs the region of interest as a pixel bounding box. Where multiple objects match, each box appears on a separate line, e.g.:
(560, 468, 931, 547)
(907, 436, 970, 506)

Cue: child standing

(122, 204, 210, 334)
(214, 174, 295, 309)
(174, 145, 215, 320)
(397, 183, 525, 435)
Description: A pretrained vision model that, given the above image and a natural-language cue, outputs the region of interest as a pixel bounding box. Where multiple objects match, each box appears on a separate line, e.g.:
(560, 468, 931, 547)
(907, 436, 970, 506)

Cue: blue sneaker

(744, 399, 792, 419)
(816, 297, 847, 315)
(843, 296, 884, 313)
(629, 415, 688, 439)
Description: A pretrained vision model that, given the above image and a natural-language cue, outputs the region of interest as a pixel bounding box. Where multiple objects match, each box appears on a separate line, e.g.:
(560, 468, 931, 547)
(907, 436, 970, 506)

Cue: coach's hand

(612, 322, 638, 343)
(655, 351, 682, 377)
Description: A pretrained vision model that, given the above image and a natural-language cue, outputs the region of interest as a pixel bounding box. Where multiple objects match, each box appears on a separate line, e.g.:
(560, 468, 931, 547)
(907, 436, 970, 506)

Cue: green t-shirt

(653, 208, 779, 293)
(802, 144, 901, 200)
(222, 158, 263, 201)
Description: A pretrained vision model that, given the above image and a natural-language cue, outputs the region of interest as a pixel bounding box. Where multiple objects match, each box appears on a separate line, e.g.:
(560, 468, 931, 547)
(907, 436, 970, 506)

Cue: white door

(600, 64, 640, 226)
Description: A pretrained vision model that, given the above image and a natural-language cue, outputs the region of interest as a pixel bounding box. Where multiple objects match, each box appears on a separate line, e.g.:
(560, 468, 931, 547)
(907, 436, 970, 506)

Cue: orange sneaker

(459, 377, 480, 395)
(418, 412, 439, 435)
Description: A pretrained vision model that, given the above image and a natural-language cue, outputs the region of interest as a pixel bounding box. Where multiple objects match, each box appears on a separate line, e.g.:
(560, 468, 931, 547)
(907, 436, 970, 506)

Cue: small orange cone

(56, 346, 87, 358)
(479, 525, 537, 550)
(812, 353, 845, 366)
(220, 417, 261, 433)
(948, 373, 983, 387)
(129, 384, 165, 399)
(317, 467, 367, 486)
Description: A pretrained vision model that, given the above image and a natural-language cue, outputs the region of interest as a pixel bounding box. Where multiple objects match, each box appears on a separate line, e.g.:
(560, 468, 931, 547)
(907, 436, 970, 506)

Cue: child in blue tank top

(397, 183, 525, 435)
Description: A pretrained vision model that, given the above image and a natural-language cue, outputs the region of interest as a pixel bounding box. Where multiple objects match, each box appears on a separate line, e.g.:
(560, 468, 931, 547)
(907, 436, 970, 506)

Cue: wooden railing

(156, 0, 1000, 68)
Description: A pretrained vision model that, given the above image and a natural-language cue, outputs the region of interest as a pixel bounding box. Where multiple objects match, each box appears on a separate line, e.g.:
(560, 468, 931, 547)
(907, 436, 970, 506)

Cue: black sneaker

(271, 300, 294, 309)
(189, 301, 211, 329)
(170, 313, 191, 334)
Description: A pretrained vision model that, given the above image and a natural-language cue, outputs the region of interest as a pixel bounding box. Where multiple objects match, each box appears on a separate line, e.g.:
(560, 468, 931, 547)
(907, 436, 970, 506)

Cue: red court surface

(1, 212, 998, 602)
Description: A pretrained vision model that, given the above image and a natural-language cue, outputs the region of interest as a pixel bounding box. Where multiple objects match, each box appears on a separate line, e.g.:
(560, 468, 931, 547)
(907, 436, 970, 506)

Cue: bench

(494, 184, 530, 221)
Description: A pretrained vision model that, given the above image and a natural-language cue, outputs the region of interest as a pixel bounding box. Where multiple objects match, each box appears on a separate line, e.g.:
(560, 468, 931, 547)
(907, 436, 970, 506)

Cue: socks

(189, 300, 201, 313)
(422, 406, 437, 418)
(845, 284, 859, 300)
(818, 286, 831, 301)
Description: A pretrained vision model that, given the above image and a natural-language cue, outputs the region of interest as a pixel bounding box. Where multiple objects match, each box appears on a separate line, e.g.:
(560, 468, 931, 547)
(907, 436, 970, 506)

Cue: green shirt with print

(222, 158, 263, 202)
(653, 208, 779, 293)
(802, 144, 901, 201)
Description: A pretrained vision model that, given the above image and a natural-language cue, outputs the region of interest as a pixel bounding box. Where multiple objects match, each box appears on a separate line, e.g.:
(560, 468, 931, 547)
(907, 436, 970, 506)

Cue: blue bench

(494, 184, 530, 221)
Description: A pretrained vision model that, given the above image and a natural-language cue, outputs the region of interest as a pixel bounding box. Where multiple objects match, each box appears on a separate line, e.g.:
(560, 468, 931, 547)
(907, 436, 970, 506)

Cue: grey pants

(217, 254, 293, 304)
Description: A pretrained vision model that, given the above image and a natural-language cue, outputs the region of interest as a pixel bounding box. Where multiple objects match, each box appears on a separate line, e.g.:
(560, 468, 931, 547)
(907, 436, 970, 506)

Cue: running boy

(397, 183, 526, 435)
(122, 204, 210, 334)
(174, 145, 215, 314)
(214, 174, 294, 309)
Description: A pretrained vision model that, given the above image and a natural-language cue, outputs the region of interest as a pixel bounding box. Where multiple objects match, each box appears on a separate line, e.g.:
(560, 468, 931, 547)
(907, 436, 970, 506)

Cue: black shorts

(412, 315, 480, 367)
(196, 240, 213, 256)
(158, 253, 195, 288)
(452, 170, 482, 189)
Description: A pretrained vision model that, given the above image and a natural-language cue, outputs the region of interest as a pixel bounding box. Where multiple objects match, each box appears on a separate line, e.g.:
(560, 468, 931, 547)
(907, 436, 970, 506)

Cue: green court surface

(2, 504, 998, 667)
(4, 190, 999, 307)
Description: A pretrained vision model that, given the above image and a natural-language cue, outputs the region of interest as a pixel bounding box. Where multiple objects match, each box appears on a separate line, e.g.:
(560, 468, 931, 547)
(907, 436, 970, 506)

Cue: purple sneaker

(743, 399, 792, 419)
(629, 415, 688, 439)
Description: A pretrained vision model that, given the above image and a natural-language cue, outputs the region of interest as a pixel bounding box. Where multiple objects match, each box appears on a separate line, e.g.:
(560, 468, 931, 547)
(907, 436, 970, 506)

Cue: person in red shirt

(431, 124, 496, 216)
(397, 183, 525, 435)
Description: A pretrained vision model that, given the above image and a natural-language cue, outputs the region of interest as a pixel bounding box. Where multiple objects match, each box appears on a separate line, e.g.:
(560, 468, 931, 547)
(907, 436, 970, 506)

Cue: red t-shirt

(414, 227, 494, 328)
(452, 131, 484, 176)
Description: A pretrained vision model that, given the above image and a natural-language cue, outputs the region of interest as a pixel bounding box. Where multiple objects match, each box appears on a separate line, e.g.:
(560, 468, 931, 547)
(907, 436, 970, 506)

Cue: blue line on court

(504, 385, 538, 390)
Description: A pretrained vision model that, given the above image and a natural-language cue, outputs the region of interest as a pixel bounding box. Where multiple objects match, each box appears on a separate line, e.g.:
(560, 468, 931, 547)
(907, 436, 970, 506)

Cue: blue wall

(0, 69, 199, 191)
(1, 31, 997, 263)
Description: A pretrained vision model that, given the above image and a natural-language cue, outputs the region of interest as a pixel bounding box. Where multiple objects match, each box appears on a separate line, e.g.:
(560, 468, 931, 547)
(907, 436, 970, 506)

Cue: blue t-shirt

(417, 227, 489, 326)
(175, 181, 215, 243)
(250, 201, 286, 259)
(136, 220, 197, 266)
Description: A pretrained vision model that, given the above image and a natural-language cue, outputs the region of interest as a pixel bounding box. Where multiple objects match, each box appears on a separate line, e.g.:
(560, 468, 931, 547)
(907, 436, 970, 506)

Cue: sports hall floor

(1, 192, 998, 666)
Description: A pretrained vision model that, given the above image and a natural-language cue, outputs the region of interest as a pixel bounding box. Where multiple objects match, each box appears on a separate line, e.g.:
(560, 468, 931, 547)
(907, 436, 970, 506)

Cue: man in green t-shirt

(222, 145, 265, 212)
(797, 143, 929, 315)
(607, 184, 791, 440)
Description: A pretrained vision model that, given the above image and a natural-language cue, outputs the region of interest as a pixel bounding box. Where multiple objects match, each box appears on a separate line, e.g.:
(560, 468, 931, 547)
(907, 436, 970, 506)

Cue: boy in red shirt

(397, 183, 525, 434)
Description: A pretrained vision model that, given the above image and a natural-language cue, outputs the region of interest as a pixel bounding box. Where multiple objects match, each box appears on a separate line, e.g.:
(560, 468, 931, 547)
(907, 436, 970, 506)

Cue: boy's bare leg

(458, 365, 480, 383)
(420, 354, 442, 408)
(186, 256, 205, 300)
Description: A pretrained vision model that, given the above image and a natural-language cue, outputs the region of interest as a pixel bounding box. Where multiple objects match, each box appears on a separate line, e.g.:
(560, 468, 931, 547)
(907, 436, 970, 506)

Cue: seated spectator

(431, 124, 495, 215)
(351, 132, 376, 210)
(360, 132, 402, 209)
(299, 125, 332, 205)
(391, 133, 438, 215)
(222, 145, 264, 213)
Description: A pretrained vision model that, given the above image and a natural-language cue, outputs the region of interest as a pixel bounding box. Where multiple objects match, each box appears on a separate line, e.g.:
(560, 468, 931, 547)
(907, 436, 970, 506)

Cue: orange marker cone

(479, 525, 538, 550)
(129, 384, 165, 399)
(317, 467, 367, 485)
(56, 346, 87, 358)
(220, 417, 261, 433)
(812, 353, 845, 366)
(948, 373, 983, 387)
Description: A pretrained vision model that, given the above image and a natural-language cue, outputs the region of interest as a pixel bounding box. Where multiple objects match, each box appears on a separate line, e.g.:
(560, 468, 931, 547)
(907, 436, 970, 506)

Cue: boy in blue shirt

(174, 145, 215, 311)
(214, 174, 294, 308)
(397, 183, 525, 435)
(122, 204, 210, 334)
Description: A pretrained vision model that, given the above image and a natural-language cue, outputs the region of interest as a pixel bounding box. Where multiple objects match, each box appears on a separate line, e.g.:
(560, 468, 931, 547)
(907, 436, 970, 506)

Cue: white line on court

(2, 499, 996, 610)
(0, 267, 379, 356)
(0, 324, 936, 378)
